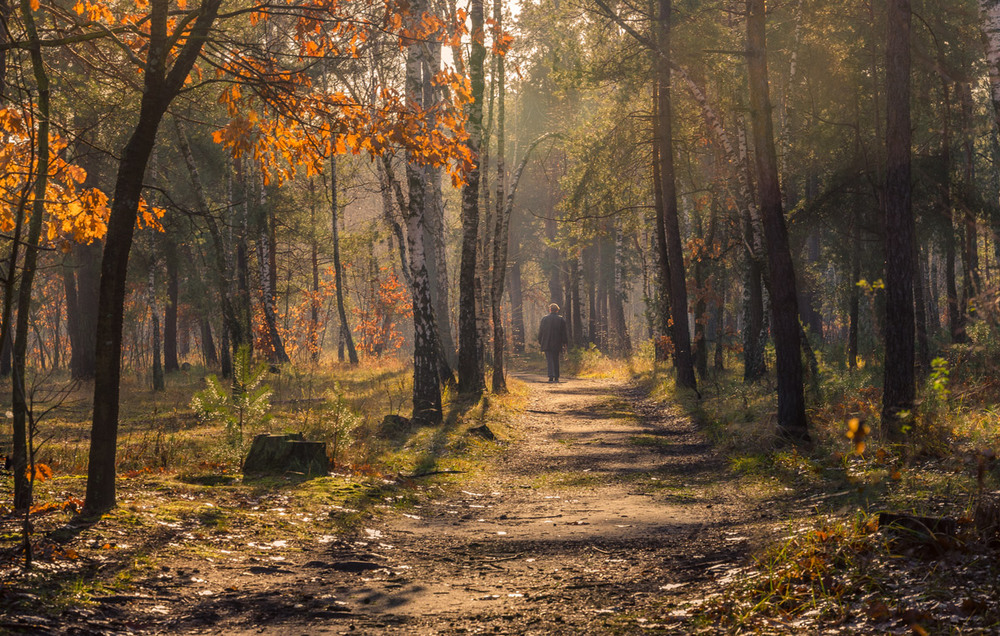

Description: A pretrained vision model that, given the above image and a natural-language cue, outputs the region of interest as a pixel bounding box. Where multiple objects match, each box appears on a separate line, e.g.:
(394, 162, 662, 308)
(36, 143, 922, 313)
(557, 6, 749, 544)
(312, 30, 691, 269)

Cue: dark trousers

(545, 350, 560, 380)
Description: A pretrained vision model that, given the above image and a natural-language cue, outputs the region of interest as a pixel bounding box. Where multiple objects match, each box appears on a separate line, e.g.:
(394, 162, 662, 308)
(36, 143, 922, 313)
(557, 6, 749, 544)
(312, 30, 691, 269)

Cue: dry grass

(0, 357, 415, 478)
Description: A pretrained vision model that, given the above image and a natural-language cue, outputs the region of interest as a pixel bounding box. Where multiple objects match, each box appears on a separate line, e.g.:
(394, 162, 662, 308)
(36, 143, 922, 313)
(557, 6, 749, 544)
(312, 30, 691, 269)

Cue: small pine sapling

(192, 346, 273, 459)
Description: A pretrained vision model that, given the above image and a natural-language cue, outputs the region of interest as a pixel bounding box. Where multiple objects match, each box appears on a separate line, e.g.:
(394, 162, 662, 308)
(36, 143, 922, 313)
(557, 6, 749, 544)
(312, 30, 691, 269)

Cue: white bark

(980, 0, 1000, 124)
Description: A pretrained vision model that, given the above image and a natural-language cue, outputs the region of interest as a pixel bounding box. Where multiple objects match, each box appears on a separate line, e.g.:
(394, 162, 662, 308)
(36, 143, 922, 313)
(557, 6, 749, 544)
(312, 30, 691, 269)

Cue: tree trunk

(585, 245, 598, 345)
(422, 36, 455, 369)
(220, 318, 231, 377)
(174, 119, 242, 372)
(406, 9, 443, 423)
(458, 0, 486, 395)
(960, 81, 981, 302)
(927, 248, 941, 335)
(200, 317, 218, 367)
(149, 266, 165, 391)
(656, 0, 697, 391)
(330, 155, 359, 365)
(914, 244, 930, 372)
(570, 256, 583, 347)
(981, 0, 1000, 133)
(693, 217, 708, 378)
(596, 236, 609, 351)
(746, 0, 807, 439)
(490, 2, 508, 394)
(544, 215, 564, 309)
(310, 180, 321, 363)
(563, 267, 574, 346)
(378, 158, 413, 292)
(256, 179, 290, 364)
(848, 202, 861, 371)
(11, 0, 49, 509)
(610, 224, 632, 357)
(651, 85, 671, 361)
(938, 79, 964, 344)
(62, 263, 80, 370)
(508, 239, 526, 353)
(163, 242, 180, 372)
(0, 166, 27, 383)
(85, 0, 222, 514)
(235, 175, 253, 357)
(714, 267, 726, 372)
(488, 130, 555, 390)
(881, 0, 916, 433)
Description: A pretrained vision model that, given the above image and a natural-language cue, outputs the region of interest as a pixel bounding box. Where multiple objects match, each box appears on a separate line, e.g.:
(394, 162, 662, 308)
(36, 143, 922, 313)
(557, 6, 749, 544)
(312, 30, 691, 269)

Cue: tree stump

(243, 433, 329, 476)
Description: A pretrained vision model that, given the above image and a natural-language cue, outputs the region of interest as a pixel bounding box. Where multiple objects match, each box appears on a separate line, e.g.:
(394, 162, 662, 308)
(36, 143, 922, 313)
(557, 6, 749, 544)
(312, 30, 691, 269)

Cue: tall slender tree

(881, 0, 915, 433)
(85, 0, 224, 514)
(404, 0, 443, 423)
(329, 155, 359, 365)
(458, 0, 487, 395)
(746, 0, 808, 440)
(655, 0, 697, 391)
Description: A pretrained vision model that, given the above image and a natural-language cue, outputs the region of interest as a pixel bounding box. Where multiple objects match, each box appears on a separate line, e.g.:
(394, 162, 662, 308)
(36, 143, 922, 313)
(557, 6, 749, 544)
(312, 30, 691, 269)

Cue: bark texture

(747, 0, 808, 440)
(85, 0, 222, 514)
(881, 0, 916, 432)
(457, 0, 486, 395)
(656, 0, 697, 391)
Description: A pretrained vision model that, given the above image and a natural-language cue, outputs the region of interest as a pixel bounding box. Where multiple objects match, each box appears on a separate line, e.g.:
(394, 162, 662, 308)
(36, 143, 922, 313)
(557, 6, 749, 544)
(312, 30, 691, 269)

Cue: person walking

(538, 303, 568, 382)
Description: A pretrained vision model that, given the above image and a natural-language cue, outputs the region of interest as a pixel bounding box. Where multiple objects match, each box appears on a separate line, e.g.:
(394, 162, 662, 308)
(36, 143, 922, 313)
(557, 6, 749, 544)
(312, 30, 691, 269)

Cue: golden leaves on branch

(0, 107, 113, 247)
(207, 0, 478, 185)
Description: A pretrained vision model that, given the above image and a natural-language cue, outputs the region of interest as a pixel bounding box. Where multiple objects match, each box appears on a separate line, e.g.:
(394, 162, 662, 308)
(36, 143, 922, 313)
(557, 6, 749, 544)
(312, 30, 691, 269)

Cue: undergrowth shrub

(707, 513, 881, 627)
(298, 383, 363, 469)
(191, 346, 272, 463)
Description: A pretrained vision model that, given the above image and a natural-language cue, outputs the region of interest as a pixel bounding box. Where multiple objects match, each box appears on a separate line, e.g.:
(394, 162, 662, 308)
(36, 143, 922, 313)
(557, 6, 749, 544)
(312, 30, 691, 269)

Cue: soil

(4, 374, 787, 635)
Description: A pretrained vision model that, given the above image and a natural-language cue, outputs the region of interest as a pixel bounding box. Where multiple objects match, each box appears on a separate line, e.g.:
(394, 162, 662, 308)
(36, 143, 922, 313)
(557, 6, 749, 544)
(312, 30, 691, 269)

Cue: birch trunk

(422, 37, 456, 368)
(979, 0, 1000, 131)
(490, 5, 508, 393)
(406, 8, 443, 422)
(458, 0, 486, 395)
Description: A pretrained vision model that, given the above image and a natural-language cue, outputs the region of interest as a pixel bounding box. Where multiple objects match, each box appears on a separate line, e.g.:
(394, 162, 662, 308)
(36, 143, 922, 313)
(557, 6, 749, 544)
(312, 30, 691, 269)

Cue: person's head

(549, 303, 559, 314)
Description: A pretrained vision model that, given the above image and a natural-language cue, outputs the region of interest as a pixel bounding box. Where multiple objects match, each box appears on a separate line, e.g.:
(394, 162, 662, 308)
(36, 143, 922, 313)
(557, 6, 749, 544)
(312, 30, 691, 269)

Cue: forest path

(170, 373, 776, 635)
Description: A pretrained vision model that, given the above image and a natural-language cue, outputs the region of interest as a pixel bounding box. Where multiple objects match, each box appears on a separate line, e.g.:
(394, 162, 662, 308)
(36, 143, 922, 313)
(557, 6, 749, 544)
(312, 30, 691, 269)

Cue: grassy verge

(0, 357, 528, 620)
(530, 341, 1000, 633)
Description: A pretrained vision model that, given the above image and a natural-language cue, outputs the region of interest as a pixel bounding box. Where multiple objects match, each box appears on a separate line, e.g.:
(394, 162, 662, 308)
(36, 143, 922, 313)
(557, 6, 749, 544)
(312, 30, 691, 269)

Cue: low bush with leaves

(298, 383, 363, 469)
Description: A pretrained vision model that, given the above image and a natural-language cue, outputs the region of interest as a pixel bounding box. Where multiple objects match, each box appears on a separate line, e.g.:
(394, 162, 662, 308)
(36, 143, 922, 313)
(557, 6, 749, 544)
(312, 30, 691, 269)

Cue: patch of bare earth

(8, 374, 786, 635)
(116, 374, 780, 635)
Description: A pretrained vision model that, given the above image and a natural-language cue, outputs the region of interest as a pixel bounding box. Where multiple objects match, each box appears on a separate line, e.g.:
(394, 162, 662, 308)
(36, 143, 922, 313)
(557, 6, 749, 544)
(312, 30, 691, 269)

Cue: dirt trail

(155, 374, 774, 635)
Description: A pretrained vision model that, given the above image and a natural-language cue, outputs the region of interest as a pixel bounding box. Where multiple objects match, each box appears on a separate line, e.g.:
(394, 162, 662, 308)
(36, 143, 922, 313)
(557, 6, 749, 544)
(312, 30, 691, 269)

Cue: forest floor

(3, 368, 999, 634)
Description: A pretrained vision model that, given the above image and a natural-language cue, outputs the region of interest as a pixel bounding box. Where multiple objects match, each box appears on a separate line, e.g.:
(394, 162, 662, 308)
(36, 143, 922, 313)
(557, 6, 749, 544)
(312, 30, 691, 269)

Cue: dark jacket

(538, 313, 568, 352)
